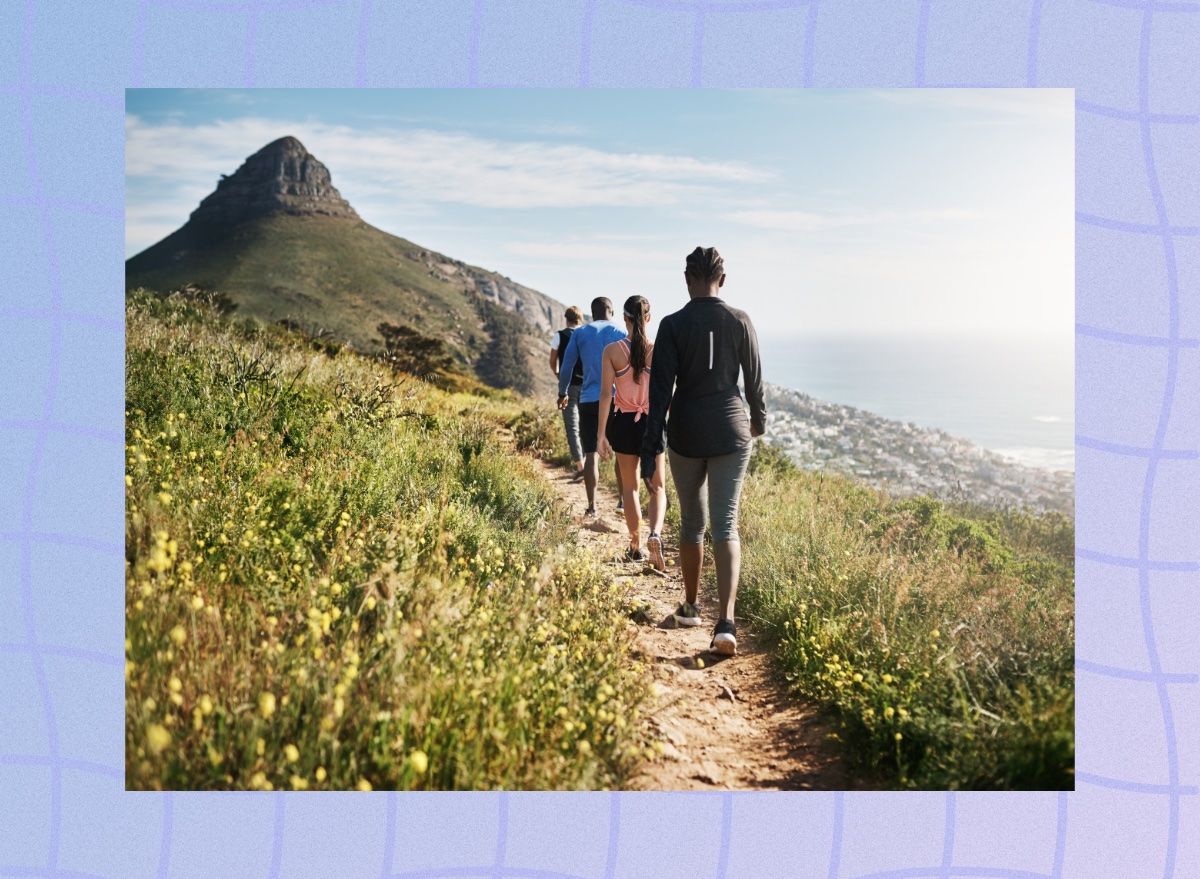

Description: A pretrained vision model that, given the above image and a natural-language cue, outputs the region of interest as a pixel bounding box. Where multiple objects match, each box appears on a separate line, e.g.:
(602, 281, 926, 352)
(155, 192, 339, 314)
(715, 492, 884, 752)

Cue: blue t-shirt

(557, 319, 627, 404)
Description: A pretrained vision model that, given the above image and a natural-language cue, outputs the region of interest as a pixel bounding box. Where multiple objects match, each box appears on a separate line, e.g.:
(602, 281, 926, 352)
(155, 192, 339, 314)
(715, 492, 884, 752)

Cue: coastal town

(759, 383, 1074, 517)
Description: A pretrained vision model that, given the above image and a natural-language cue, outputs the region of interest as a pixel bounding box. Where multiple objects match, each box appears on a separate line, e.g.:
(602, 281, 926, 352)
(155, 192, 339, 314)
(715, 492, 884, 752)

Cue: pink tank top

(613, 339, 652, 421)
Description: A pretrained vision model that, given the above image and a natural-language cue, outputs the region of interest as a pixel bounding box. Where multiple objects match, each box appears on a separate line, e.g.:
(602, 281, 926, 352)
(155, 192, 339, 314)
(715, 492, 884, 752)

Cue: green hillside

(125, 213, 556, 396)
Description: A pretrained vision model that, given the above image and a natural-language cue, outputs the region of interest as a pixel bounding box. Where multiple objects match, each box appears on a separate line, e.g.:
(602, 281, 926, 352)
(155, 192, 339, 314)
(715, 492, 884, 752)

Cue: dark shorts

(578, 401, 602, 454)
(608, 409, 646, 456)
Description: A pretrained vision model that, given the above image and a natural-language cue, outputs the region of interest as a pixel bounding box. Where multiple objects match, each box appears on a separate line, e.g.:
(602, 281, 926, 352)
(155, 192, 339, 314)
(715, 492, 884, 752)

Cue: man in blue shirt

(558, 297, 627, 517)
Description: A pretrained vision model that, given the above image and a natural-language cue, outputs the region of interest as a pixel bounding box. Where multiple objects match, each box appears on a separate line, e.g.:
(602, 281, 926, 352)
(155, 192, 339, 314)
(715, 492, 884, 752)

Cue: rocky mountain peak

(189, 136, 359, 227)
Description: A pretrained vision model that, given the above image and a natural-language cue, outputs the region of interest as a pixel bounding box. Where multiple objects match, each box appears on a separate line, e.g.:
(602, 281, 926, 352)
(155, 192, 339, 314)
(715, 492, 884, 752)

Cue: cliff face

(404, 249, 566, 336)
(189, 136, 359, 227)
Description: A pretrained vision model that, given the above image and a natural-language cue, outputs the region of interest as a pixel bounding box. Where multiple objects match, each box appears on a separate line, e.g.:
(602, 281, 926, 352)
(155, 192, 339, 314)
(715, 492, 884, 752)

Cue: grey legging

(668, 443, 752, 544)
(561, 383, 584, 463)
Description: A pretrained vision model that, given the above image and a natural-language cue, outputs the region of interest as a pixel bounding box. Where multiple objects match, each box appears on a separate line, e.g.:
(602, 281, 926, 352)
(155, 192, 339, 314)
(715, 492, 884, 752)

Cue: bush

(125, 294, 651, 790)
(734, 466, 1073, 789)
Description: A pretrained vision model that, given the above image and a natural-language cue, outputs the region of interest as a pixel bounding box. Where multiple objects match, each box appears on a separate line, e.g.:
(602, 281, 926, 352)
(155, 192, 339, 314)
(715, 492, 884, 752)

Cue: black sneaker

(624, 545, 648, 563)
(616, 499, 625, 513)
(710, 619, 737, 656)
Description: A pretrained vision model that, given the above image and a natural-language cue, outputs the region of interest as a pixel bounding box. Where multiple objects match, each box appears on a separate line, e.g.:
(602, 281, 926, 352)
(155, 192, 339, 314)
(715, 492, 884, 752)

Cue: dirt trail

(534, 458, 845, 791)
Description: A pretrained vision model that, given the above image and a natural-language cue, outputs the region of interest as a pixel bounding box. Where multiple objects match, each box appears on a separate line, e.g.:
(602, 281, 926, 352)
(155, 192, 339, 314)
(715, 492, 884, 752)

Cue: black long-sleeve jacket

(639, 296, 766, 464)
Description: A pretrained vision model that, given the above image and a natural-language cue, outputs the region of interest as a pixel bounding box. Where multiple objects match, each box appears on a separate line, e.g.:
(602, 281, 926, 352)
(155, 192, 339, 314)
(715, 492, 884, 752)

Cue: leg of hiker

(668, 449, 708, 626)
(616, 452, 642, 550)
(706, 444, 752, 652)
(583, 451, 599, 512)
(643, 452, 667, 538)
(614, 453, 624, 512)
(577, 401, 601, 514)
(713, 541, 740, 621)
(562, 383, 584, 475)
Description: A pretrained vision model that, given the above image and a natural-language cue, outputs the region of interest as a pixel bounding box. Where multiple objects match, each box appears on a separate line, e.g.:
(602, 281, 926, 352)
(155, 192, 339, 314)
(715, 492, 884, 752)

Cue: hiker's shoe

(646, 533, 665, 571)
(673, 601, 703, 628)
(616, 499, 625, 514)
(584, 507, 598, 521)
(710, 618, 737, 655)
(570, 468, 585, 482)
(624, 545, 648, 563)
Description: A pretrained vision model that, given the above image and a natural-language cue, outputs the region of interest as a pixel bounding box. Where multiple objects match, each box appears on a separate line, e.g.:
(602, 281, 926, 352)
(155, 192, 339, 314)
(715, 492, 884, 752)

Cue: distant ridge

(126, 136, 566, 395)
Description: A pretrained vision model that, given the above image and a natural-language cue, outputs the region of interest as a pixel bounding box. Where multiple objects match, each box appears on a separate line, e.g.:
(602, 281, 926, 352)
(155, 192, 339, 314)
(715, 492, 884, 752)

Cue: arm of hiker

(640, 320, 676, 479)
(558, 331, 580, 402)
(597, 345, 615, 461)
(741, 315, 766, 438)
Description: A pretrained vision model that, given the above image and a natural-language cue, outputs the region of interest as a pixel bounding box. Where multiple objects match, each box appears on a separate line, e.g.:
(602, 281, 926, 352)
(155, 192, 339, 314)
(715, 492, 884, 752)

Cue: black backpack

(558, 326, 584, 384)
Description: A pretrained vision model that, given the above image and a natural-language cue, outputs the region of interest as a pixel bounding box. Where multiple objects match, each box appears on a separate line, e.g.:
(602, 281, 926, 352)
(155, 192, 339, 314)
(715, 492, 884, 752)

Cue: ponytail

(623, 295, 651, 383)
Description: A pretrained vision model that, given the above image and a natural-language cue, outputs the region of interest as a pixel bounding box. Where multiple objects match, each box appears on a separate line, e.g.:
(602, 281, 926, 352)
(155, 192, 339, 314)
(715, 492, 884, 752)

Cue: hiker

(550, 306, 586, 480)
(639, 247, 765, 656)
(558, 297, 626, 518)
(597, 295, 667, 569)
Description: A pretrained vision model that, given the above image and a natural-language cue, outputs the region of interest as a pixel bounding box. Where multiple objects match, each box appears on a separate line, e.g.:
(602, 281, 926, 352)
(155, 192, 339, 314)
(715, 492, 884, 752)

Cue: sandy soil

(534, 458, 846, 791)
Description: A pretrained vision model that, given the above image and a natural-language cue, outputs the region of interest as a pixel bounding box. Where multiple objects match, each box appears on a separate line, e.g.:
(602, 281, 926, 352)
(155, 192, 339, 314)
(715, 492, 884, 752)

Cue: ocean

(757, 333, 1074, 473)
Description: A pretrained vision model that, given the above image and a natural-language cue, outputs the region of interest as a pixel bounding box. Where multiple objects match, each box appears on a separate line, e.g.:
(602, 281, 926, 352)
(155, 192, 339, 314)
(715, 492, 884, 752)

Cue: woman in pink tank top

(598, 296, 668, 569)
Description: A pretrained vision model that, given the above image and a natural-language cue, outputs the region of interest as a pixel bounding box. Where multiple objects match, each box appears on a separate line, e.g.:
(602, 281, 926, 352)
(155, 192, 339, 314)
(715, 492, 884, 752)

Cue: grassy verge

(736, 444, 1074, 789)
(505, 400, 1073, 789)
(125, 289, 651, 791)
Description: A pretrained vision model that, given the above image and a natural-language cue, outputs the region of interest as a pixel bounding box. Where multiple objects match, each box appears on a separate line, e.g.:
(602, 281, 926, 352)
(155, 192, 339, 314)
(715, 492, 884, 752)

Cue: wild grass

(124, 289, 652, 791)
(736, 443, 1074, 789)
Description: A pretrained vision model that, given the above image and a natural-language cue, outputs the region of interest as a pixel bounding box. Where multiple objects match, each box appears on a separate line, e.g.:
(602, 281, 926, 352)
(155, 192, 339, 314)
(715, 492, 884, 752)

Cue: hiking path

(534, 457, 846, 791)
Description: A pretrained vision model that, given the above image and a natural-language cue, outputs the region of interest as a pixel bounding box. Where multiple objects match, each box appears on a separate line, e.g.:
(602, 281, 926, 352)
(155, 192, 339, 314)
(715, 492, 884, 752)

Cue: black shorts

(578, 401, 602, 454)
(608, 409, 646, 456)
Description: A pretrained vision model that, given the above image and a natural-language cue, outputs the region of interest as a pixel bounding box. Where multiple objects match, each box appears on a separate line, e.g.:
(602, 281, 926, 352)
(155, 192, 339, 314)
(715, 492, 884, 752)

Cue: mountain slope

(125, 136, 566, 396)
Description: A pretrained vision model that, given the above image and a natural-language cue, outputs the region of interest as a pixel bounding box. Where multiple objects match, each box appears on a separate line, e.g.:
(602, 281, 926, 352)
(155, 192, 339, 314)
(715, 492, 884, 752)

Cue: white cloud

(729, 207, 981, 232)
(505, 240, 678, 264)
(864, 88, 1074, 126)
(125, 115, 765, 212)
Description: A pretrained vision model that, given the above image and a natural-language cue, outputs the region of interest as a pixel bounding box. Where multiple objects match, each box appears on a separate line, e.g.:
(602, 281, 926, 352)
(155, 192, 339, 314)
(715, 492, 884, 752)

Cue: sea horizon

(757, 331, 1074, 473)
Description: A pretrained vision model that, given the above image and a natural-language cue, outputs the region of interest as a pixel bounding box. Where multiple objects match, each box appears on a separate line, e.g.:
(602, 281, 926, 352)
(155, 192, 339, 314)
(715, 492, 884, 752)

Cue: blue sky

(125, 88, 1073, 339)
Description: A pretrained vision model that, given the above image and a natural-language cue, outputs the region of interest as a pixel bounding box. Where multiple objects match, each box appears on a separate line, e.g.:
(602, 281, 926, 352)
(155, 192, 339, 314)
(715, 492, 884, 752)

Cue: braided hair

(623, 295, 651, 383)
(685, 246, 725, 282)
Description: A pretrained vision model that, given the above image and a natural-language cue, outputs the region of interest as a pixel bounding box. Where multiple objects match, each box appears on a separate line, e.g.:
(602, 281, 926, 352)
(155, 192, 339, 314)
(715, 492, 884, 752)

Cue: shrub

(125, 294, 651, 791)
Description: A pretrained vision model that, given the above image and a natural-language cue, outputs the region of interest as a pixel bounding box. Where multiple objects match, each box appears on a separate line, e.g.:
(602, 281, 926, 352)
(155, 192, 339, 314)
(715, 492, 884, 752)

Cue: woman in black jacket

(639, 247, 766, 655)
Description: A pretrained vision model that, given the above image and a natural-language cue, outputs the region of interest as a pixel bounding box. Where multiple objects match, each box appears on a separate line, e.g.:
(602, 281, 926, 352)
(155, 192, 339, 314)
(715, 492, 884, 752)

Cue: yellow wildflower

(356, 778, 372, 791)
(290, 775, 308, 790)
(146, 723, 171, 755)
(407, 750, 429, 775)
(168, 625, 187, 646)
(285, 744, 299, 763)
(315, 766, 327, 782)
(258, 692, 276, 718)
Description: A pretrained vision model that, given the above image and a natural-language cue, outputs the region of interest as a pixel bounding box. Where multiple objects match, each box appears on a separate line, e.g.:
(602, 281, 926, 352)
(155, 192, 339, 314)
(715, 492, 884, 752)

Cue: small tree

(377, 322, 457, 379)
